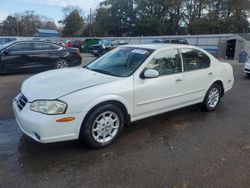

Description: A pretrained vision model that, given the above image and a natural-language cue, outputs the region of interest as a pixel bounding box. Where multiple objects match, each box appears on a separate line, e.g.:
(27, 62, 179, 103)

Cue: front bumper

(13, 98, 84, 143)
(244, 63, 250, 73)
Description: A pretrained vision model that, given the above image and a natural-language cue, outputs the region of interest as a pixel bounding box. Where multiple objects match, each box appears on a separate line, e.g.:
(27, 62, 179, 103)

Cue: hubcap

(208, 87, 220, 108)
(92, 111, 120, 143)
(56, 60, 69, 69)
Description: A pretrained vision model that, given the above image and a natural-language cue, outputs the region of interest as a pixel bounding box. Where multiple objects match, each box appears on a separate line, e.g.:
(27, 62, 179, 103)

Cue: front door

(1, 42, 32, 70)
(134, 49, 184, 118)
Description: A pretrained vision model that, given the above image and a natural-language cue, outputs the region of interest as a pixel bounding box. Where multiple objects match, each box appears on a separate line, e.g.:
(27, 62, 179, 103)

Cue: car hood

(22, 68, 118, 101)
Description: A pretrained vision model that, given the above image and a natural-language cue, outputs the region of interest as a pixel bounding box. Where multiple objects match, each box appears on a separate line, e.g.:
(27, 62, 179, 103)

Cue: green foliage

(0, 0, 249, 37)
(62, 9, 84, 37)
(0, 11, 57, 36)
(92, 0, 250, 36)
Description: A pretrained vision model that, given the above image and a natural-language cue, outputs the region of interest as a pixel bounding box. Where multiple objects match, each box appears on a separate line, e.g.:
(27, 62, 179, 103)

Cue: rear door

(29, 42, 62, 68)
(1, 42, 32, 70)
(180, 48, 214, 103)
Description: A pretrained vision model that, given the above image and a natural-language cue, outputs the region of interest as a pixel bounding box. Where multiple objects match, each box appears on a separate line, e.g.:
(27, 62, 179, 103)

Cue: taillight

(75, 49, 81, 56)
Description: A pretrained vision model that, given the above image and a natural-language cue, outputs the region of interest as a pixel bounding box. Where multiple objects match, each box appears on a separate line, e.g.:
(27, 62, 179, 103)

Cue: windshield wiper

(89, 68, 114, 76)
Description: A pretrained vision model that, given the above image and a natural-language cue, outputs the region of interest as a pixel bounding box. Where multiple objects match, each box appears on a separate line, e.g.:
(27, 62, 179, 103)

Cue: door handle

(208, 72, 213, 76)
(176, 78, 182, 82)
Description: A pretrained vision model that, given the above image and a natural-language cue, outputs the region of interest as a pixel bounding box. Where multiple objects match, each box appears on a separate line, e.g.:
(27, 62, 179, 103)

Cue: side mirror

(2, 49, 11, 55)
(141, 69, 159, 79)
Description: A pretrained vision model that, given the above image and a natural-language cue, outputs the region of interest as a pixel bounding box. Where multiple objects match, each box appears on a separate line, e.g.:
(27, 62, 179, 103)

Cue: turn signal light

(56, 117, 75, 122)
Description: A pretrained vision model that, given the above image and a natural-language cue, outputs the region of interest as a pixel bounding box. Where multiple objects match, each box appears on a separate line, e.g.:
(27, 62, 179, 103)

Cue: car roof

(121, 44, 197, 50)
(5, 40, 63, 46)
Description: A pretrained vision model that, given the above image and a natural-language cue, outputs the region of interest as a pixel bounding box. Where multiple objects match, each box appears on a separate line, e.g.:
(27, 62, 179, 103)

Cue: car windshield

(86, 47, 154, 77)
(0, 38, 16, 45)
(0, 41, 15, 50)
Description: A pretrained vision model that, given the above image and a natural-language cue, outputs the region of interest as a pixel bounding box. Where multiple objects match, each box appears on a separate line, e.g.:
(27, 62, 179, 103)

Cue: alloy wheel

(207, 87, 220, 108)
(56, 59, 69, 69)
(91, 111, 120, 143)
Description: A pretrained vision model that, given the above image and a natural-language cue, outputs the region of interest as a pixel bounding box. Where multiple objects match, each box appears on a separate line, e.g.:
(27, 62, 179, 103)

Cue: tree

(0, 11, 58, 36)
(62, 9, 84, 37)
(92, 0, 250, 36)
(93, 0, 135, 36)
(1, 16, 19, 36)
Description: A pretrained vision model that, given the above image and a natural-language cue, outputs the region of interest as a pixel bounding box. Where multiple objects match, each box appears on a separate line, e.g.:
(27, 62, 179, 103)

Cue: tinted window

(33, 43, 60, 50)
(180, 40, 188, 44)
(163, 40, 170, 43)
(146, 49, 182, 76)
(181, 49, 210, 71)
(171, 40, 180, 44)
(8, 43, 31, 51)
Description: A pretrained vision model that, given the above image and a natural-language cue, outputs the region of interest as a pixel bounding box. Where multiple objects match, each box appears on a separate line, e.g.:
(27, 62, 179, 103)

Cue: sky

(0, 0, 103, 22)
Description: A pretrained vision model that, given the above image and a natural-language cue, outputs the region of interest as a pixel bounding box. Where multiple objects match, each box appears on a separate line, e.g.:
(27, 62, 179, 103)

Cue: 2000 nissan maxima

(13, 44, 234, 148)
(0, 40, 82, 73)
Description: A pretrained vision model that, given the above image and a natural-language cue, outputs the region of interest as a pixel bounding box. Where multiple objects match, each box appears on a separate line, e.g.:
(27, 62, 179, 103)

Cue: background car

(90, 39, 129, 57)
(64, 39, 84, 49)
(244, 57, 250, 76)
(89, 39, 113, 56)
(0, 40, 82, 73)
(152, 38, 189, 45)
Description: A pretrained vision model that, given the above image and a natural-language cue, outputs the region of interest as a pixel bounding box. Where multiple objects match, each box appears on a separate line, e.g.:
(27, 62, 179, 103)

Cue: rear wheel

(203, 84, 222, 111)
(80, 104, 124, 148)
(55, 58, 69, 69)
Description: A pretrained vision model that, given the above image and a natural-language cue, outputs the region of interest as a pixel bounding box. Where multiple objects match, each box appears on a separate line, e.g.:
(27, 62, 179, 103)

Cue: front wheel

(55, 58, 69, 69)
(203, 84, 222, 111)
(80, 104, 124, 148)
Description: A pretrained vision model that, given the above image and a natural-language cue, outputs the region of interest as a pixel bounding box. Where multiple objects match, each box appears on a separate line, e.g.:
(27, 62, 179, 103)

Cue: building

(34, 29, 60, 37)
(221, 33, 250, 60)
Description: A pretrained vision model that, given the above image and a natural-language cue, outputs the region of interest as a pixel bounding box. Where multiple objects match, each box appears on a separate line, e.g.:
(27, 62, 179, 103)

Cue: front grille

(16, 93, 28, 111)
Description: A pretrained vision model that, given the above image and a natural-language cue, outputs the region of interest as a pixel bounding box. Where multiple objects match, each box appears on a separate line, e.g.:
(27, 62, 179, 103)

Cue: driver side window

(145, 49, 182, 76)
(8, 43, 31, 52)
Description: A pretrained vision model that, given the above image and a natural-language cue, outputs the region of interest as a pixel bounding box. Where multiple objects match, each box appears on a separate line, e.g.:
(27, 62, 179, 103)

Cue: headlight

(30, 100, 67, 115)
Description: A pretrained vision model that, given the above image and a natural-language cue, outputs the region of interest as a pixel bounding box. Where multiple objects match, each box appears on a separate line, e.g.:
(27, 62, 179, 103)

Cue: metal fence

(0, 34, 234, 57)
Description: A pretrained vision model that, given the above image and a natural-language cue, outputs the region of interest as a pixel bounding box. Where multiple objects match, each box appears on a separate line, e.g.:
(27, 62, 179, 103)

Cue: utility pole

(89, 8, 92, 37)
(16, 18, 19, 36)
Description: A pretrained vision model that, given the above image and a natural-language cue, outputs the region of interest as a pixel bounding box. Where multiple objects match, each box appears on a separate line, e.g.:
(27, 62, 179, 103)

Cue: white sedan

(13, 44, 234, 148)
(244, 57, 250, 76)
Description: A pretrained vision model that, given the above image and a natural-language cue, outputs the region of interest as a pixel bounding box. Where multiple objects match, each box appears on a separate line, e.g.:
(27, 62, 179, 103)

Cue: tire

(202, 84, 222, 111)
(247, 73, 250, 77)
(55, 58, 69, 69)
(80, 104, 124, 148)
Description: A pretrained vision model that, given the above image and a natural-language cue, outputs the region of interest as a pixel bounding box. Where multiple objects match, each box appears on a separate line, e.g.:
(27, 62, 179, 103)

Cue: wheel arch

(81, 99, 131, 131)
(57, 57, 70, 63)
(211, 80, 224, 97)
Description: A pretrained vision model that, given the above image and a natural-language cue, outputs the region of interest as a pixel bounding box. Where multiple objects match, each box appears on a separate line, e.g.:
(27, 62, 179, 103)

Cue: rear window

(33, 43, 60, 50)
(181, 49, 211, 71)
(8, 43, 31, 51)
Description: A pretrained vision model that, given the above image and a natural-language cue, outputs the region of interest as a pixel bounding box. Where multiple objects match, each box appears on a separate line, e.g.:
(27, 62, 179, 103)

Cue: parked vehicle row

(13, 44, 234, 148)
(0, 40, 82, 73)
(152, 38, 189, 45)
(90, 40, 129, 57)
